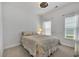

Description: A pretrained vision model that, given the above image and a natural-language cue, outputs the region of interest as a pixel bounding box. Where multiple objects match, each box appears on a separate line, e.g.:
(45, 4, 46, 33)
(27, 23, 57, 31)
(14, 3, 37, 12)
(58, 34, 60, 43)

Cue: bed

(21, 32, 60, 57)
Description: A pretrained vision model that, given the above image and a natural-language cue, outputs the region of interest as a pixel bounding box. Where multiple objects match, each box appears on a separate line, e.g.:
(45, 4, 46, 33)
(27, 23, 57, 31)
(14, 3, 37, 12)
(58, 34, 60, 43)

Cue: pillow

(22, 32, 33, 36)
(32, 32, 38, 35)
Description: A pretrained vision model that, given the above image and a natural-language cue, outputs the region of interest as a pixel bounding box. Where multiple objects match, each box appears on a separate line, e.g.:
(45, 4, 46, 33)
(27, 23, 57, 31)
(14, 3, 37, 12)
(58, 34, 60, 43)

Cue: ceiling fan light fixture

(40, 2, 48, 8)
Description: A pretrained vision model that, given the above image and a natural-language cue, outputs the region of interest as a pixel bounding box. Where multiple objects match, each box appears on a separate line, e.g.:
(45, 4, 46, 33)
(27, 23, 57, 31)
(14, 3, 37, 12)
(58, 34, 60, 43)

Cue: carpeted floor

(3, 45, 74, 57)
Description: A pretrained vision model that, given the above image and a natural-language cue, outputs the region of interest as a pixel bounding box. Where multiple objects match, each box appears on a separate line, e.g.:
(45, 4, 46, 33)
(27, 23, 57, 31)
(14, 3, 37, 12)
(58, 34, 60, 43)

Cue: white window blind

(65, 15, 78, 40)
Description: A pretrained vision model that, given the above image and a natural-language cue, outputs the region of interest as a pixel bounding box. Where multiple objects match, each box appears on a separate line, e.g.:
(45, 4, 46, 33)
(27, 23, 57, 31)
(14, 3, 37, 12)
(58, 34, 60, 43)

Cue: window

(42, 21, 51, 35)
(65, 15, 78, 40)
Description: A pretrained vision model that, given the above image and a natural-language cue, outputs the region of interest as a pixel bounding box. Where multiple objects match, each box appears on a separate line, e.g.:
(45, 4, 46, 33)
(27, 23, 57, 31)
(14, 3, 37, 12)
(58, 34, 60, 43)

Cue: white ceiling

(3, 2, 71, 14)
(29, 2, 70, 14)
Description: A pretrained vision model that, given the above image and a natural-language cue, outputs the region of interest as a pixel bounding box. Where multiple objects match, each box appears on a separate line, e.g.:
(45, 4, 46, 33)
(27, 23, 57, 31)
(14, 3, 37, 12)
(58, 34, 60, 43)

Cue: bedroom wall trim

(60, 40, 74, 48)
(4, 43, 20, 49)
(54, 37, 74, 48)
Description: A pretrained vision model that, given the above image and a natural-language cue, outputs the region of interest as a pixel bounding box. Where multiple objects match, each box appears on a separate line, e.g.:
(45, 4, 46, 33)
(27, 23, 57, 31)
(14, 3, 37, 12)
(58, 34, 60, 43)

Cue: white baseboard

(4, 43, 21, 49)
(60, 41, 74, 48)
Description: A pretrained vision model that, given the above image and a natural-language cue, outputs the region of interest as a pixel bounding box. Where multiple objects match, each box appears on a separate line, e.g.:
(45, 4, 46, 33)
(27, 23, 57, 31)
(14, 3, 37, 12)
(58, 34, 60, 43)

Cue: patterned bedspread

(21, 35, 59, 57)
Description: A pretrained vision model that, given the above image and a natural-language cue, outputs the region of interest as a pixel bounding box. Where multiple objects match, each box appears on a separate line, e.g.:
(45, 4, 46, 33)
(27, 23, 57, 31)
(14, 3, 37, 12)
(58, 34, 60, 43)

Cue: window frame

(42, 21, 51, 36)
(64, 14, 78, 40)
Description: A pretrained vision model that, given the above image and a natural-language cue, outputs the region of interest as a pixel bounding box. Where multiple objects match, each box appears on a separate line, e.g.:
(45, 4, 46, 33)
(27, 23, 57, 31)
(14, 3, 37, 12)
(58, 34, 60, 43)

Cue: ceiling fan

(40, 2, 48, 8)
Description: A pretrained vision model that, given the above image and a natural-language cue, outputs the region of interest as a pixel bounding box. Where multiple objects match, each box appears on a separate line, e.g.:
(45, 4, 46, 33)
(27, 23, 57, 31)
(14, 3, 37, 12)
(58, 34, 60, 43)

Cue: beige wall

(0, 2, 3, 56)
(2, 2, 39, 49)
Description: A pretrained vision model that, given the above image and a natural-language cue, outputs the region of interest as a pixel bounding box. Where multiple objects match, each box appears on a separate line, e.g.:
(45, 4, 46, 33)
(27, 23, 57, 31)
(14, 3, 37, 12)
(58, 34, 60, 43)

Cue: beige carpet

(3, 45, 74, 57)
